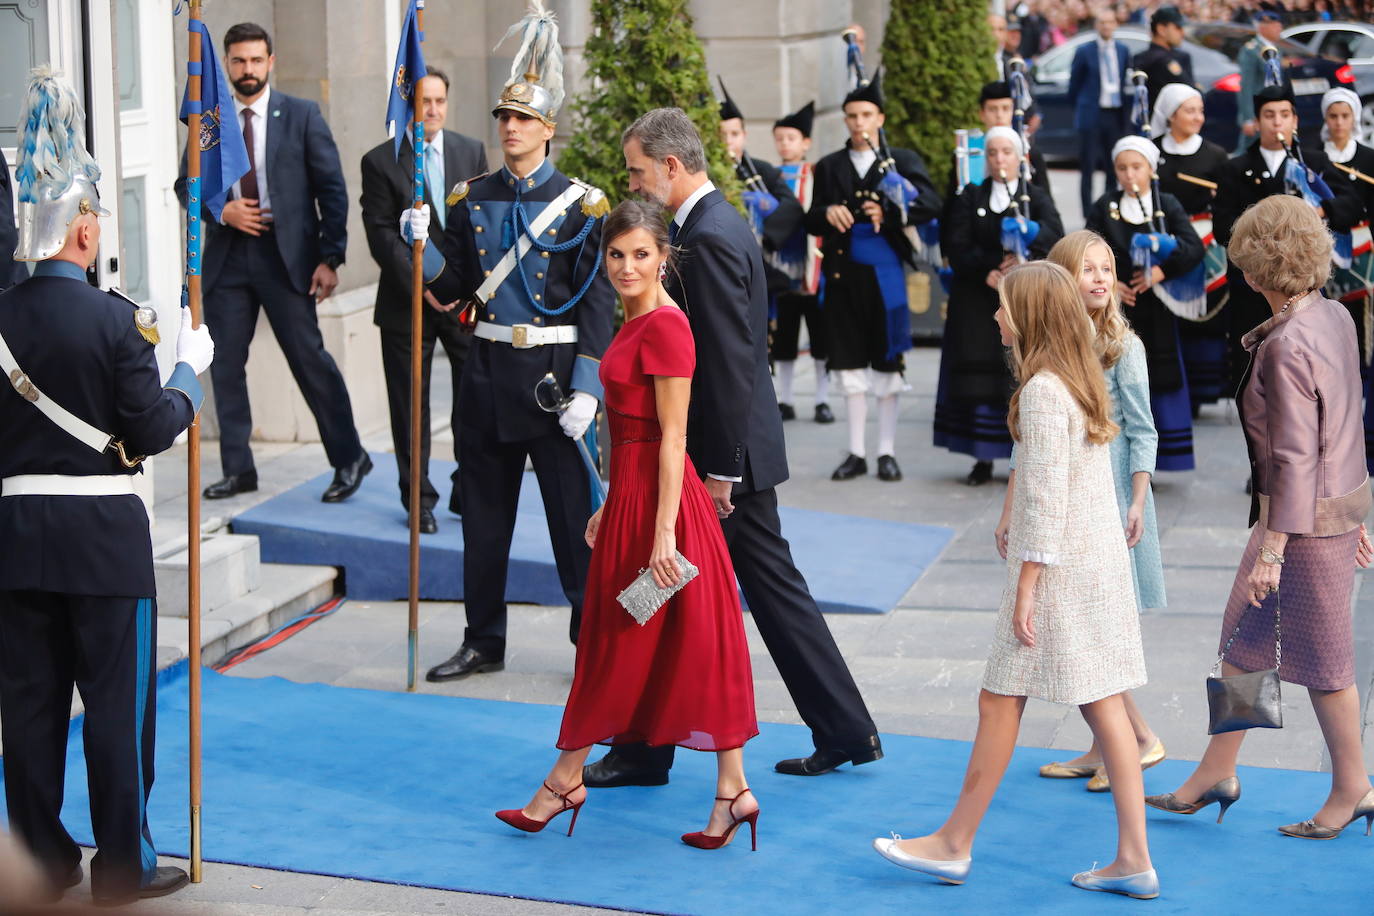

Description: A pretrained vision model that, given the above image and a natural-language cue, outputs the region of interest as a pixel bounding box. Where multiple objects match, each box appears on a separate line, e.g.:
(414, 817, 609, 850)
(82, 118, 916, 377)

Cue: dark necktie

(240, 109, 260, 201)
(669, 220, 680, 244)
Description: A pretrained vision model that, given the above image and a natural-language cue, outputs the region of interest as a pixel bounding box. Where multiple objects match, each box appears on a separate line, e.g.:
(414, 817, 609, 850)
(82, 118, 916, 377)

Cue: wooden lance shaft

(186, 0, 205, 884)
(407, 1, 426, 691)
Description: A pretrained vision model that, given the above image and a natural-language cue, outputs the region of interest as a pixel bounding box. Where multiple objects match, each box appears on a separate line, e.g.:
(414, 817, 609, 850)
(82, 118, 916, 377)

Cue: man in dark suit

(582, 107, 882, 784)
(0, 147, 23, 291)
(176, 21, 368, 503)
(360, 66, 486, 533)
(1069, 7, 1131, 215)
(1133, 6, 1195, 110)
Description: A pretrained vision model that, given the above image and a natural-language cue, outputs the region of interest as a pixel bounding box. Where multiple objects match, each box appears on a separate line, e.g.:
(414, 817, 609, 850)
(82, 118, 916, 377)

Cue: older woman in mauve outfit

(1147, 196, 1374, 839)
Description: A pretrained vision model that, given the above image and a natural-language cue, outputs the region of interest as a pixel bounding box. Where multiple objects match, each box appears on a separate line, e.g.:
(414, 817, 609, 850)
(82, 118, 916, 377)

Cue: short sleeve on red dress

(638, 307, 696, 378)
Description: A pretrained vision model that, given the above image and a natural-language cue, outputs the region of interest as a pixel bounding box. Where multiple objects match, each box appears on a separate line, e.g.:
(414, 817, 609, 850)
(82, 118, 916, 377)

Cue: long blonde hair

(1047, 230, 1133, 369)
(1003, 261, 1119, 446)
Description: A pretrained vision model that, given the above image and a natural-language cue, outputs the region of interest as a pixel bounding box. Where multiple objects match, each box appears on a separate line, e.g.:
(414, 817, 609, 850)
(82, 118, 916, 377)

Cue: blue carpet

(230, 452, 952, 614)
(3, 669, 1368, 914)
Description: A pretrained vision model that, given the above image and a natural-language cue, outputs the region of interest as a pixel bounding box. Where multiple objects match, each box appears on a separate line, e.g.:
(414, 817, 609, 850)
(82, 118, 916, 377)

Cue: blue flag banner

(179, 19, 249, 223)
(387, 0, 427, 158)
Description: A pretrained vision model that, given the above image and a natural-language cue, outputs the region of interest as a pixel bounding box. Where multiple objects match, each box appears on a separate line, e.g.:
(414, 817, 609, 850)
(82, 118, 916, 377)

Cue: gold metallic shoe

(1085, 739, 1167, 792)
(1039, 761, 1098, 779)
(1145, 776, 1241, 824)
(1278, 789, 1374, 840)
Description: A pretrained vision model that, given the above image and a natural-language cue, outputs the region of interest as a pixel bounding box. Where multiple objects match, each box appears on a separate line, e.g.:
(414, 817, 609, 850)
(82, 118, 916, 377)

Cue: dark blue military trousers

(205, 231, 363, 477)
(0, 591, 158, 898)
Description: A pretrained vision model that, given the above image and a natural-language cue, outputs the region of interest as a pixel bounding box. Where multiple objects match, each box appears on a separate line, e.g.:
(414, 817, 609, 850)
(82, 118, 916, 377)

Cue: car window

(1348, 33, 1374, 59)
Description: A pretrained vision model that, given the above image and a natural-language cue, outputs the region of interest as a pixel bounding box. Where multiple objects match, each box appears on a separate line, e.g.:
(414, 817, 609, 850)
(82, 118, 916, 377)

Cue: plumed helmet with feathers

(14, 66, 108, 262)
(492, 0, 565, 128)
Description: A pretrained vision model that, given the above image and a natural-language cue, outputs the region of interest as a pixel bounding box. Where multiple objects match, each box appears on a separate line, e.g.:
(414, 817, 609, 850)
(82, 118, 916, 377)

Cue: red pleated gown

(557, 305, 758, 752)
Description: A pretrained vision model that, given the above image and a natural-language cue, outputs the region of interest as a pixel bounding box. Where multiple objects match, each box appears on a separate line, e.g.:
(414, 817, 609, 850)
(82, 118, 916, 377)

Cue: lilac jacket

(1239, 292, 1372, 536)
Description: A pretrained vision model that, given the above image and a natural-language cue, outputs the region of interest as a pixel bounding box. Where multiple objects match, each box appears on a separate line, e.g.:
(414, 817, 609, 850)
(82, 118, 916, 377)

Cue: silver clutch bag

(616, 551, 699, 625)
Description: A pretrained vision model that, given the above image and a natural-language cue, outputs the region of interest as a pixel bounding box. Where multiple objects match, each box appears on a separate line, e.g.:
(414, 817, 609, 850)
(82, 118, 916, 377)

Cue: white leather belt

(473, 321, 578, 349)
(2, 474, 136, 497)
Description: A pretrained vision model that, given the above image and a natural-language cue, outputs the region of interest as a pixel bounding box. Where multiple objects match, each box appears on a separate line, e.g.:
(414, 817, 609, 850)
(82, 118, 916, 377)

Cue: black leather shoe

(877, 454, 902, 481)
(321, 453, 373, 503)
(38, 863, 83, 903)
(425, 644, 504, 682)
(966, 460, 993, 486)
(92, 866, 189, 906)
(582, 752, 670, 788)
(203, 470, 258, 499)
(831, 454, 868, 481)
(775, 736, 884, 776)
(814, 402, 835, 424)
(418, 507, 438, 534)
(779, 402, 797, 421)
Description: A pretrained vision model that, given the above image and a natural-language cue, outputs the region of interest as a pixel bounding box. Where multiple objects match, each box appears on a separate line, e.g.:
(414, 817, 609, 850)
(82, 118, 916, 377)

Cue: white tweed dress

(983, 372, 1147, 705)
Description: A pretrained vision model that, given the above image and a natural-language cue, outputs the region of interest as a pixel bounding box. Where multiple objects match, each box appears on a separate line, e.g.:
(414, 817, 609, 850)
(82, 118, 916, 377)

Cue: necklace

(1278, 290, 1311, 316)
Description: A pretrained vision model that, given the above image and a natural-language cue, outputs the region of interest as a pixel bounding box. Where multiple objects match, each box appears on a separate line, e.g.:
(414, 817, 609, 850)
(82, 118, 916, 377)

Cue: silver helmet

(13, 66, 107, 262)
(491, 0, 565, 129)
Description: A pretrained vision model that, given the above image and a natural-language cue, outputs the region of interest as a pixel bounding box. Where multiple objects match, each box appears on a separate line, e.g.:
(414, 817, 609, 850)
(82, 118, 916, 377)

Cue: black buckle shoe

(775, 736, 884, 776)
(418, 507, 438, 534)
(425, 644, 504, 682)
(877, 454, 902, 481)
(322, 453, 373, 503)
(203, 470, 258, 500)
(966, 460, 993, 486)
(831, 454, 868, 481)
(93, 866, 189, 907)
(582, 752, 670, 788)
(779, 402, 797, 421)
(814, 402, 835, 424)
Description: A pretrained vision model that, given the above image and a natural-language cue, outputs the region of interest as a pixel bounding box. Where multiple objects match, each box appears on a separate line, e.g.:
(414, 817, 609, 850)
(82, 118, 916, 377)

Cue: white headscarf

(983, 126, 1025, 158)
(1111, 135, 1160, 170)
(1150, 83, 1202, 140)
(1320, 87, 1362, 144)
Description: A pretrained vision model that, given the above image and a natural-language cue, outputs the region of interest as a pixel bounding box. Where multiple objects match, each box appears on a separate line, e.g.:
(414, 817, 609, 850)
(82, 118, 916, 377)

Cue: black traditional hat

(1253, 82, 1295, 115)
(843, 67, 884, 111)
(773, 100, 815, 137)
(717, 76, 744, 122)
(979, 81, 1013, 104)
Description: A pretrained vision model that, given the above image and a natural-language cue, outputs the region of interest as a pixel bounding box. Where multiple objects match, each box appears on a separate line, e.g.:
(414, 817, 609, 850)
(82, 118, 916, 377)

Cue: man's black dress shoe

(877, 454, 902, 481)
(38, 863, 84, 903)
(203, 470, 258, 500)
(92, 866, 189, 907)
(321, 453, 373, 503)
(814, 402, 835, 424)
(425, 644, 504, 682)
(582, 752, 670, 788)
(418, 507, 438, 534)
(831, 453, 868, 481)
(966, 460, 993, 486)
(779, 402, 797, 421)
(775, 736, 884, 776)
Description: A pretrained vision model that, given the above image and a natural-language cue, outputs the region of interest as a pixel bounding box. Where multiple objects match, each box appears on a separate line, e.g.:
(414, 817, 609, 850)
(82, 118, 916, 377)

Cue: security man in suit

(1133, 6, 1195, 110)
(0, 68, 211, 906)
(583, 107, 883, 786)
(360, 65, 487, 534)
(407, 4, 614, 681)
(1069, 6, 1131, 215)
(177, 21, 369, 504)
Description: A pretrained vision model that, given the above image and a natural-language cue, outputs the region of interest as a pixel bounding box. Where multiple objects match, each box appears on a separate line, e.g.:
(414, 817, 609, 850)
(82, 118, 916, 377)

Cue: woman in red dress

(495, 200, 760, 850)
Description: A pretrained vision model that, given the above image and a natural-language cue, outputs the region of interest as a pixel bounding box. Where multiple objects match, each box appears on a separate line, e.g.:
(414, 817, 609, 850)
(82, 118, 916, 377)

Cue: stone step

(154, 532, 262, 618)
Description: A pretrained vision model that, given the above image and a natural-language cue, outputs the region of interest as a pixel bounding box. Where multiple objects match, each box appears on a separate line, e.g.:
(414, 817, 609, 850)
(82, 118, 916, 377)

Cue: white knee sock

(814, 358, 830, 404)
(846, 393, 867, 457)
(877, 393, 899, 457)
(776, 359, 796, 404)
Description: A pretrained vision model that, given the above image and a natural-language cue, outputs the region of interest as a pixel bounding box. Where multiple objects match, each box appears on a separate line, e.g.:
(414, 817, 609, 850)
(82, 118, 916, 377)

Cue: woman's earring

(658, 262, 668, 282)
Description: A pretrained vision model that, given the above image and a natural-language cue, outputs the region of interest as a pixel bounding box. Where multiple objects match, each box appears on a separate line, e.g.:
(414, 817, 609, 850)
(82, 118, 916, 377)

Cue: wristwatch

(1258, 545, 1285, 565)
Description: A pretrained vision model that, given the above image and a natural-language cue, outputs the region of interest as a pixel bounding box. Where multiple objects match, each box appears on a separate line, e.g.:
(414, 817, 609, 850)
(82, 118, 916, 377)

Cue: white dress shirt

(231, 85, 273, 218)
(1098, 39, 1122, 109)
(848, 147, 878, 177)
(1259, 145, 1287, 176)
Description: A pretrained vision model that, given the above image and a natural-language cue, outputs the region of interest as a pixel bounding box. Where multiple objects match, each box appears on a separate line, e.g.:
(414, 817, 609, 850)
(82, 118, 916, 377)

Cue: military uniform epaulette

(107, 287, 161, 345)
(570, 178, 610, 218)
(446, 171, 490, 207)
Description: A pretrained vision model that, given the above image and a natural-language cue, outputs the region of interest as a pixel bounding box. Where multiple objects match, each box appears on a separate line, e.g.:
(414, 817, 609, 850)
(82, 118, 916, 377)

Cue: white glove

(559, 390, 598, 440)
(400, 204, 430, 244)
(177, 308, 215, 375)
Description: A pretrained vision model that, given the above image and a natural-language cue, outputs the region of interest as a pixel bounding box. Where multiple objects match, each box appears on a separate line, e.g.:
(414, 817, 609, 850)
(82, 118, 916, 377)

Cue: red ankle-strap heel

(681, 789, 759, 851)
(495, 782, 585, 836)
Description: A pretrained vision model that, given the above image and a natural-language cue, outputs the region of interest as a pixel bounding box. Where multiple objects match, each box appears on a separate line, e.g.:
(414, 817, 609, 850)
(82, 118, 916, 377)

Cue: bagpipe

(736, 153, 778, 241)
(840, 29, 921, 225)
(953, 128, 985, 194)
(999, 56, 1039, 264)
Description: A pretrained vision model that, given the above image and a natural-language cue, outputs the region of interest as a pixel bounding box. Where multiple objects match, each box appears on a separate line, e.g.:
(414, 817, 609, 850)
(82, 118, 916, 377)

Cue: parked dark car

(1282, 21, 1374, 142)
(1030, 23, 1357, 161)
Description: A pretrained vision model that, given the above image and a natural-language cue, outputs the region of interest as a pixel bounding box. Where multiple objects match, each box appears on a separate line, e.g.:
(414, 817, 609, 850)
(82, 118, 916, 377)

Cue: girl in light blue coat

(996, 230, 1167, 792)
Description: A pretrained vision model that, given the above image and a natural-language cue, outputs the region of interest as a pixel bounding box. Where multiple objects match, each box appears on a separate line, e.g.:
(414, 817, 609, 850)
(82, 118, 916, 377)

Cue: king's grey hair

(622, 107, 707, 174)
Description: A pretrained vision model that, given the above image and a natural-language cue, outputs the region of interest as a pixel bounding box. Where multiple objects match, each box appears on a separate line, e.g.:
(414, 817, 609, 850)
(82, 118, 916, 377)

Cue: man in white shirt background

(1068, 7, 1131, 216)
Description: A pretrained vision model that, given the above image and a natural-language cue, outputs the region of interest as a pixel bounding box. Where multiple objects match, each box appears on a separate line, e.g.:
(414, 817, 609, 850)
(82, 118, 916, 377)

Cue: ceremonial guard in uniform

(413, 4, 614, 681)
(1152, 83, 1230, 413)
(1132, 7, 1194, 110)
(0, 70, 210, 906)
(806, 71, 941, 483)
(1235, 8, 1284, 150)
(770, 101, 834, 424)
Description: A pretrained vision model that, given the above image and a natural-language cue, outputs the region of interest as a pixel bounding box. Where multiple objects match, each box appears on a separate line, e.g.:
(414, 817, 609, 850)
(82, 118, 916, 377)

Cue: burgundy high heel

(495, 782, 585, 836)
(681, 789, 759, 851)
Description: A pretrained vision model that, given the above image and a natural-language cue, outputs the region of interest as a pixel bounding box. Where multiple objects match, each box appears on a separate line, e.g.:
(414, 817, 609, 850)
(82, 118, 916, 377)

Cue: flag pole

(184, 0, 206, 883)
(406, 0, 427, 692)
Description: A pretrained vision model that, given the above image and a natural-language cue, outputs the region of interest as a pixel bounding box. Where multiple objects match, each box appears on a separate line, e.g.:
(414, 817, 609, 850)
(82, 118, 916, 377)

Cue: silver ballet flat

(872, 835, 972, 885)
(1071, 865, 1160, 900)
